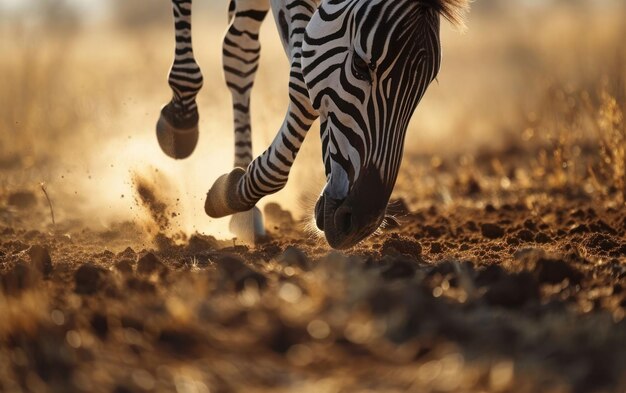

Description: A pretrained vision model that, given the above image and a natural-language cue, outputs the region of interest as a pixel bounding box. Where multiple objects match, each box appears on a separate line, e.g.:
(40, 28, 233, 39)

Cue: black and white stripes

(222, 1, 269, 167)
(233, 0, 319, 204)
(160, 0, 468, 247)
(168, 0, 203, 118)
(302, 1, 442, 192)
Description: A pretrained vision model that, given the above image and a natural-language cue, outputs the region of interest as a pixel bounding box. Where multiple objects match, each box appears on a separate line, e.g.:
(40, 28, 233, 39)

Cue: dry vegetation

(0, 1, 625, 392)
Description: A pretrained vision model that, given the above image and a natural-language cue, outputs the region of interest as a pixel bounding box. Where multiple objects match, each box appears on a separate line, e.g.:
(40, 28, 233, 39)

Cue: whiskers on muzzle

(303, 215, 326, 242)
(300, 192, 329, 245)
(375, 200, 411, 235)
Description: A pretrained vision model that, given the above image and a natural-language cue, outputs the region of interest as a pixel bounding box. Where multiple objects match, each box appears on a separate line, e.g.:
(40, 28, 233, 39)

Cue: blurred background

(0, 0, 624, 237)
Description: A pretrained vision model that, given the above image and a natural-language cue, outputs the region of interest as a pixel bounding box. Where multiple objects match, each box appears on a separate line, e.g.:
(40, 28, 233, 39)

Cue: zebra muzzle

(318, 165, 390, 249)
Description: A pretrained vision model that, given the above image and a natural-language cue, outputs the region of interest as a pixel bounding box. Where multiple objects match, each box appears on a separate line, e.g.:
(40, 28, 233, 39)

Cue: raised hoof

(205, 168, 253, 218)
(156, 102, 199, 159)
(229, 207, 265, 245)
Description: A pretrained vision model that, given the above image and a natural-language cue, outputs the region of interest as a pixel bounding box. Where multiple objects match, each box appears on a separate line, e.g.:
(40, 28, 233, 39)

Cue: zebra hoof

(156, 102, 199, 159)
(229, 207, 265, 245)
(205, 168, 254, 218)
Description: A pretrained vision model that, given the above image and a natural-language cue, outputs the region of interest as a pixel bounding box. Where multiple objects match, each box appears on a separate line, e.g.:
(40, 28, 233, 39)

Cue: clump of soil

(381, 234, 422, 258)
(74, 263, 107, 294)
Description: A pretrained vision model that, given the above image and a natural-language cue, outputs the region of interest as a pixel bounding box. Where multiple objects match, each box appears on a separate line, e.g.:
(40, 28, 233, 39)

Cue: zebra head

(302, 0, 466, 249)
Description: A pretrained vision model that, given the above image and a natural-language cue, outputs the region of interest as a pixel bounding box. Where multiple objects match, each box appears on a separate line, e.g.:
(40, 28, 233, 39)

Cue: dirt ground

(1, 138, 625, 393)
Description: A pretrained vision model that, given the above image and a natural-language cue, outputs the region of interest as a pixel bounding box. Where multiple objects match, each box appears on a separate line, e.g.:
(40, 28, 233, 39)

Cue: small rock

(75, 263, 106, 295)
(506, 237, 520, 246)
(517, 229, 534, 242)
(481, 223, 505, 239)
(137, 253, 165, 275)
(154, 233, 176, 251)
(430, 242, 443, 254)
(28, 245, 53, 277)
(534, 232, 551, 244)
(117, 247, 136, 259)
(590, 219, 616, 235)
(186, 234, 218, 253)
(278, 246, 310, 270)
(523, 219, 537, 230)
(381, 235, 422, 259)
(586, 234, 619, 253)
(114, 259, 134, 275)
(423, 225, 446, 238)
(465, 221, 479, 232)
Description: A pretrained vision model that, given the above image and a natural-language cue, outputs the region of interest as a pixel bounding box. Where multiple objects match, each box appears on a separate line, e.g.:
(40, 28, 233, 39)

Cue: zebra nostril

(334, 206, 353, 235)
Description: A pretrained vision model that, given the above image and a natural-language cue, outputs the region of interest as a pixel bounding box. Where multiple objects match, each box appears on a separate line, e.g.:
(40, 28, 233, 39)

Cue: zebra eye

(351, 54, 372, 82)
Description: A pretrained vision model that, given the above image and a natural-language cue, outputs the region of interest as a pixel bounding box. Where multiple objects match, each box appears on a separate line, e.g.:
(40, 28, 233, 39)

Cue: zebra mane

(421, 0, 470, 29)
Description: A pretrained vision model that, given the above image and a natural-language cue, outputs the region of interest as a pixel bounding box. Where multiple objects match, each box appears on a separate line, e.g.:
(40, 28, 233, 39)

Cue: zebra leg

(156, 0, 204, 160)
(222, 0, 270, 244)
(205, 95, 317, 219)
(205, 0, 319, 219)
(224, 0, 269, 168)
(205, 82, 317, 219)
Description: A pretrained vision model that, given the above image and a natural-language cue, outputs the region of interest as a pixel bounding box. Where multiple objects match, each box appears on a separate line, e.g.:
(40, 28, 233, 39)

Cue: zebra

(156, 0, 469, 249)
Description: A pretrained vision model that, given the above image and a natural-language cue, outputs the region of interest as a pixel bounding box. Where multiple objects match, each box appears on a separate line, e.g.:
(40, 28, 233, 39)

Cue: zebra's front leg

(156, 0, 204, 159)
(223, 0, 270, 244)
(206, 0, 318, 239)
(205, 71, 318, 221)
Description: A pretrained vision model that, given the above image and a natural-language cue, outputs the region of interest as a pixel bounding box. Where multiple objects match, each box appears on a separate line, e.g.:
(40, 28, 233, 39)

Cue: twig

(40, 182, 56, 229)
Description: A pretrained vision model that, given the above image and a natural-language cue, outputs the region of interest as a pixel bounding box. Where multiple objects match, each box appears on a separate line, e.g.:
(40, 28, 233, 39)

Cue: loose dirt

(1, 149, 625, 393)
